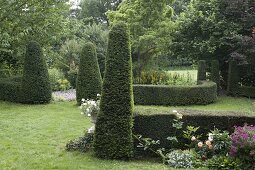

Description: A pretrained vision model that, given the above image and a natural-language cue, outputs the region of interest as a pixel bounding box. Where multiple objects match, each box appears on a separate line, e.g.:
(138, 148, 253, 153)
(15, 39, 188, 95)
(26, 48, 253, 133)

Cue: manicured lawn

(135, 96, 255, 116)
(0, 101, 167, 170)
(0, 96, 254, 169)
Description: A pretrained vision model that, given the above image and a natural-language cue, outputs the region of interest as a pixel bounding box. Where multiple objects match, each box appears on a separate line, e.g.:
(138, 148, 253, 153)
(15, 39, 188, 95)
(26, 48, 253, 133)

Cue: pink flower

(198, 142, 203, 148)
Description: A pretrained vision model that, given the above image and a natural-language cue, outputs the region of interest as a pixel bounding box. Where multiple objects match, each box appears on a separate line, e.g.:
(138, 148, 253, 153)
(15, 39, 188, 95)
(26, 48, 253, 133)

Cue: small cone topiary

(76, 42, 102, 104)
(94, 22, 134, 159)
(197, 60, 206, 83)
(21, 41, 52, 104)
(211, 60, 220, 93)
(227, 60, 240, 96)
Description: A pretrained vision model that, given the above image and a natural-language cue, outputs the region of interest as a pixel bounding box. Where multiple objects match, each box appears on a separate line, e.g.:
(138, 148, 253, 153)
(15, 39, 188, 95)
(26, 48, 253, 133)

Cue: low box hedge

(133, 81, 217, 106)
(0, 77, 22, 102)
(239, 86, 255, 98)
(133, 110, 255, 151)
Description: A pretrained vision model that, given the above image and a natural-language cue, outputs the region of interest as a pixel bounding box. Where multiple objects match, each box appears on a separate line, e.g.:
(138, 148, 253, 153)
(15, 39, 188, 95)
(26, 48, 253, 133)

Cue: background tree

(107, 0, 175, 76)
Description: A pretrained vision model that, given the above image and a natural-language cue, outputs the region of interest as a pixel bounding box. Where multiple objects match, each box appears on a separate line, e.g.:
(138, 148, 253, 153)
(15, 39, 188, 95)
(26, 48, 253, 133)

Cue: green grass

(135, 96, 255, 116)
(1, 96, 254, 169)
(0, 101, 167, 170)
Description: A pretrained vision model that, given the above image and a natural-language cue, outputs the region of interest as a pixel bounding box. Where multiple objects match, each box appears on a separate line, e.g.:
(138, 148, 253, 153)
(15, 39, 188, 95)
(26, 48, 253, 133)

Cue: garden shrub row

(239, 86, 255, 98)
(0, 77, 21, 102)
(133, 81, 217, 106)
(133, 110, 255, 150)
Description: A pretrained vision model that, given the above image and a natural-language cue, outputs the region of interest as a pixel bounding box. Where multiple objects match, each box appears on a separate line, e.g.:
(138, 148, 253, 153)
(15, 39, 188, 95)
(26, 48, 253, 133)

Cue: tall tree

(108, 0, 175, 75)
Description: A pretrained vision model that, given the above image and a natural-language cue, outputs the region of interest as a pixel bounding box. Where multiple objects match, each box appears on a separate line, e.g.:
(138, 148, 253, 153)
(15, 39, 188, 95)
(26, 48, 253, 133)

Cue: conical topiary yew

(21, 41, 51, 104)
(76, 42, 102, 104)
(94, 22, 134, 159)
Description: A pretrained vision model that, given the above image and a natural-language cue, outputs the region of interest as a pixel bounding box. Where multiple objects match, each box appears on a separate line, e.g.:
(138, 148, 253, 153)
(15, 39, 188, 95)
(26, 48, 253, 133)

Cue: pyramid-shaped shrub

(76, 42, 102, 104)
(21, 41, 51, 104)
(94, 22, 134, 159)
(197, 60, 206, 82)
(211, 60, 220, 93)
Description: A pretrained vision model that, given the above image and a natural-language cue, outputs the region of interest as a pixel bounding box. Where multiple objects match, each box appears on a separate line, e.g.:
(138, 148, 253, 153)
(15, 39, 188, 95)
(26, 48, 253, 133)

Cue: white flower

(97, 94, 101, 97)
(88, 113, 91, 117)
(90, 101, 96, 105)
(197, 142, 203, 148)
(81, 112, 84, 115)
(176, 113, 183, 119)
(81, 98, 85, 102)
(86, 108, 90, 112)
(208, 133, 213, 141)
(173, 110, 178, 113)
(191, 136, 196, 141)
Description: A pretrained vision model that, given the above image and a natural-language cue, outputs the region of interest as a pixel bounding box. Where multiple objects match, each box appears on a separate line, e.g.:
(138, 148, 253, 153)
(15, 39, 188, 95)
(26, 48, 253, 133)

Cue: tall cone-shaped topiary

(76, 42, 102, 104)
(21, 41, 51, 104)
(197, 60, 206, 83)
(227, 60, 240, 96)
(94, 22, 134, 159)
(211, 60, 220, 93)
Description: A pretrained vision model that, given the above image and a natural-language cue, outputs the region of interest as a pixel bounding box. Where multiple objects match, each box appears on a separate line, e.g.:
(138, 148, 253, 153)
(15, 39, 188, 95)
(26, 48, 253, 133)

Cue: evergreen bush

(76, 42, 102, 104)
(94, 22, 134, 159)
(210, 60, 220, 93)
(227, 60, 239, 96)
(197, 60, 206, 82)
(21, 41, 51, 104)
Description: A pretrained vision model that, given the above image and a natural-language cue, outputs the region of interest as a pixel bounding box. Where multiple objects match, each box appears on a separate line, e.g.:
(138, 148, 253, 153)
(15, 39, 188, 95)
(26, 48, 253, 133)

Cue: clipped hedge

(94, 22, 134, 159)
(0, 78, 21, 102)
(197, 60, 206, 82)
(76, 42, 102, 104)
(133, 110, 255, 150)
(133, 81, 217, 106)
(21, 41, 51, 104)
(239, 86, 255, 98)
(227, 60, 239, 96)
(210, 60, 220, 93)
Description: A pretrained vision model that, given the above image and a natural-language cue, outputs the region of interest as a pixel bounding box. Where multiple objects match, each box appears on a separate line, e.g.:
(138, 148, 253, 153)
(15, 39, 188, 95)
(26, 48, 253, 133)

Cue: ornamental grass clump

(94, 22, 134, 159)
(21, 41, 51, 104)
(76, 42, 102, 105)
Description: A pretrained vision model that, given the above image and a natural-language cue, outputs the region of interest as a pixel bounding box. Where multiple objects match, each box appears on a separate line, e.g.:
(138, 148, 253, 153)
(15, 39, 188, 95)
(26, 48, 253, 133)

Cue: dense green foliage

(197, 60, 206, 82)
(0, 0, 68, 71)
(21, 41, 51, 104)
(0, 77, 21, 102)
(94, 23, 134, 159)
(210, 60, 220, 92)
(108, 0, 174, 75)
(133, 81, 217, 106)
(134, 111, 255, 150)
(227, 60, 239, 96)
(76, 42, 102, 104)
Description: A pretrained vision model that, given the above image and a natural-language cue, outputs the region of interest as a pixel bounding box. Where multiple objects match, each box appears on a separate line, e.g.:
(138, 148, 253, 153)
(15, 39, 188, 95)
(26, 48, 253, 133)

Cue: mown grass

(0, 101, 167, 170)
(0, 96, 254, 169)
(135, 96, 255, 116)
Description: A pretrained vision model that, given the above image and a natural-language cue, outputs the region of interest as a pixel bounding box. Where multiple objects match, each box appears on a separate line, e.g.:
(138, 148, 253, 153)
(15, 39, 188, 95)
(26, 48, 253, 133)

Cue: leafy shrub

(66, 133, 94, 152)
(166, 150, 194, 169)
(21, 41, 52, 104)
(206, 156, 240, 170)
(48, 68, 65, 91)
(197, 60, 206, 82)
(134, 70, 169, 85)
(229, 124, 255, 169)
(76, 42, 102, 105)
(56, 79, 71, 91)
(227, 60, 240, 96)
(94, 22, 134, 159)
(133, 81, 217, 106)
